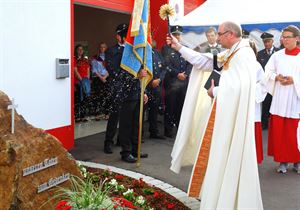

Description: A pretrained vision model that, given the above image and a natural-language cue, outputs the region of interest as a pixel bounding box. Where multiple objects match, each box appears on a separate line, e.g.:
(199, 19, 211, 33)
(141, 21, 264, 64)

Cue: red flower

(56, 200, 72, 210)
(154, 191, 160, 198)
(132, 178, 146, 188)
(115, 174, 125, 180)
(114, 197, 137, 209)
(166, 202, 175, 209)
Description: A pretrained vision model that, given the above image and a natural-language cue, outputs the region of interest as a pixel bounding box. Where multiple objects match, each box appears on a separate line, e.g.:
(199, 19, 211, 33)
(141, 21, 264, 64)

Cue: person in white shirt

(265, 25, 300, 174)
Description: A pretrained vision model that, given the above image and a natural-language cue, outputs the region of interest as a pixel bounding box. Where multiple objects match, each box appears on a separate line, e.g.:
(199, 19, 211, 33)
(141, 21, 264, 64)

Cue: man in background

(103, 23, 128, 154)
(257, 32, 280, 129)
(147, 40, 166, 139)
(194, 27, 222, 53)
(161, 25, 192, 138)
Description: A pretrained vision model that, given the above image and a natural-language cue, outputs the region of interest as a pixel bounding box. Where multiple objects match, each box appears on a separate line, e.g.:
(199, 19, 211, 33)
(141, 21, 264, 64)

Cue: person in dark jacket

(147, 40, 166, 139)
(161, 25, 193, 138)
(103, 23, 128, 154)
(257, 32, 280, 129)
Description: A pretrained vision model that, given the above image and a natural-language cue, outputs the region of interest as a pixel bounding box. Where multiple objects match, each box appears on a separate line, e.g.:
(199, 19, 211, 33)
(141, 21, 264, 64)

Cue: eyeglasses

(217, 31, 230, 37)
(281, 36, 295, 40)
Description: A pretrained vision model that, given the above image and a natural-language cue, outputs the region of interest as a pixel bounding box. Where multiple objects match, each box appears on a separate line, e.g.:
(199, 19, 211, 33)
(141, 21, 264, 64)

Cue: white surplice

(255, 61, 267, 122)
(264, 49, 300, 119)
(170, 39, 263, 210)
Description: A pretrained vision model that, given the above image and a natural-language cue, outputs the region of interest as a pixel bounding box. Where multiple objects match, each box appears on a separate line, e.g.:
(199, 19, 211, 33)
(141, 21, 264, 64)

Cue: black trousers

(261, 93, 272, 128)
(119, 100, 140, 157)
(104, 110, 119, 146)
(148, 89, 161, 135)
(164, 83, 187, 134)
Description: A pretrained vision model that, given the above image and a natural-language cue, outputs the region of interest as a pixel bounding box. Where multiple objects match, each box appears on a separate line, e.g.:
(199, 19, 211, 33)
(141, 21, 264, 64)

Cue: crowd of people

(74, 24, 193, 163)
(74, 22, 300, 172)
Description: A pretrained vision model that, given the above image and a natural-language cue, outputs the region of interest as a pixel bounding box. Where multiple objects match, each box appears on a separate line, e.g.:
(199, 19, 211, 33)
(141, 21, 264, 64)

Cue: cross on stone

(7, 98, 18, 134)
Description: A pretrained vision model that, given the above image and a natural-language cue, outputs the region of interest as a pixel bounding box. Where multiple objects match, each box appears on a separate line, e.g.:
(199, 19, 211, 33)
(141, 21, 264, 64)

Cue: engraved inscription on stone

(23, 157, 58, 176)
(37, 173, 70, 193)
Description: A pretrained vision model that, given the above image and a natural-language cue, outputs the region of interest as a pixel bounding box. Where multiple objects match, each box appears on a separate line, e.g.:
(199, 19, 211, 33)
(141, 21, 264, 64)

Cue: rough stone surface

(0, 91, 82, 210)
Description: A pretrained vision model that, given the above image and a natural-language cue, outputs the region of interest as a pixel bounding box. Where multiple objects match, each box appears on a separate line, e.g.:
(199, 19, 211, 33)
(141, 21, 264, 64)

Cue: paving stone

(147, 179, 164, 186)
(172, 191, 188, 199)
(164, 187, 182, 194)
(186, 202, 201, 210)
(155, 182, 174, 190)
(141, 176, 155, 182)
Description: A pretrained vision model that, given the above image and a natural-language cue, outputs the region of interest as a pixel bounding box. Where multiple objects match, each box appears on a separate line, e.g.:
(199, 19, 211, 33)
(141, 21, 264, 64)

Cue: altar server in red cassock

(249, 40, 267, 164)
(265, 25, 300, 174)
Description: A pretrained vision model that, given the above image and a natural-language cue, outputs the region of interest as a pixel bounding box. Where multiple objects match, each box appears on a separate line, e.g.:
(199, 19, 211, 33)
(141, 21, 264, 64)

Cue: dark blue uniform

(104, 43, 144, 158)
(104, 44, 124, 151)
(161, 45, 192, 137)
(118, 62, 145, 159)
(257, 47, 279, 69)
(147, 48, 166, 138)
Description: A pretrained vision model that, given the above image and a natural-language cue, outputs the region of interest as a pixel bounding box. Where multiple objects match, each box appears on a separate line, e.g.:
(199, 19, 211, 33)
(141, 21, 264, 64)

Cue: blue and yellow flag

(120, 0, 153, 85)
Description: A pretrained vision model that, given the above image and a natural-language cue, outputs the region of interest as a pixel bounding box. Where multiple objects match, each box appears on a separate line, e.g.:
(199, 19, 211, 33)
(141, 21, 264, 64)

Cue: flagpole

(137, 29, 149, 165)
(120, 0, 152, 167)
(137, 75, 147, 167)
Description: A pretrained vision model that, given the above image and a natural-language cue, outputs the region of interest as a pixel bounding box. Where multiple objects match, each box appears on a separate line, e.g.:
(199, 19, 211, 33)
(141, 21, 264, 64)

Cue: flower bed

(88, 167, 190, 210)
(55, 164, 191, 210)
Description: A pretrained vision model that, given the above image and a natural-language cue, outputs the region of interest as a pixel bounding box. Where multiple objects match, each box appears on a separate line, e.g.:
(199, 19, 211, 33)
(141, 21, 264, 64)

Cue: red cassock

(268, 114, 300, 162)
(255, 122, 263, 164)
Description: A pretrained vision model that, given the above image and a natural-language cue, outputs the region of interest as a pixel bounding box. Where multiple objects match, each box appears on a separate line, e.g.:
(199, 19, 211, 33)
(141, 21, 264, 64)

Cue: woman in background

(91, 42, 109, 120)
(74, 44, 90, 122)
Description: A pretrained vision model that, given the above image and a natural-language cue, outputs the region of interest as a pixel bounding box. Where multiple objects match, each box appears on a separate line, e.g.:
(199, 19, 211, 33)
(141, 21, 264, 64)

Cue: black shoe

(150, 133, 166, 139)
(132, 152, 148, 158)
(121, 154, 137, 163)
(104, 144, 113, 154)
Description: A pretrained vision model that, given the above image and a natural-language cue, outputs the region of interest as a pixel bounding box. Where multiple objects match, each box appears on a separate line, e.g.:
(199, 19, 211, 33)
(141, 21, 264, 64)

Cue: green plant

(55, 176, 114, 210)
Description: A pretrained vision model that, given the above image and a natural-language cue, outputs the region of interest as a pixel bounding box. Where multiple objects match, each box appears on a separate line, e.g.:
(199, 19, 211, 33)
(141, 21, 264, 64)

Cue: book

(204, 70, 221, 90)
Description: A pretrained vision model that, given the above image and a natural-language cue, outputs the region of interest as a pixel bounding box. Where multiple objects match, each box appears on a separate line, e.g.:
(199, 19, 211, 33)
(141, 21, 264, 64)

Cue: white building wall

(0, 0, 71, 130)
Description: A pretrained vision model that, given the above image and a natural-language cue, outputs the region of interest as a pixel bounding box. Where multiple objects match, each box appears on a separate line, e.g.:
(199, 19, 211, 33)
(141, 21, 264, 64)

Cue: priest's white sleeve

(256, 62, 267, 103)
(179, 46, 213, 70)
(264, 55, 277, 95)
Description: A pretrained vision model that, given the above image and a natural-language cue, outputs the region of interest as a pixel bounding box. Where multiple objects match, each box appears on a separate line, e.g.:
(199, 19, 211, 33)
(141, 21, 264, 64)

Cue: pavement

(70, 121, 300, 210)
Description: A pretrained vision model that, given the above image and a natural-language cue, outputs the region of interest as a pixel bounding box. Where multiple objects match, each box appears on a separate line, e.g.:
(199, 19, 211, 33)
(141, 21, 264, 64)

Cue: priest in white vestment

(264, 25, 300, 174)
(168, 21, 263, 210)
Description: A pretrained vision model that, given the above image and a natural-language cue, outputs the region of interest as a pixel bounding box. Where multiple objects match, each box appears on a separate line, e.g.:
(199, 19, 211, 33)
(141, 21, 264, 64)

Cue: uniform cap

(242, 29, 250, 37)
(116, 23, 128, 38)
(260, 32, 274, 40)
(170, 25, 183, 34)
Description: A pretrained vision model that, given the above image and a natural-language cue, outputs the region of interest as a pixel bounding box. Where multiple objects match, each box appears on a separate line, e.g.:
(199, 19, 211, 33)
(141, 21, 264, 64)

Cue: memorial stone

(0, 91, 82, 210)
